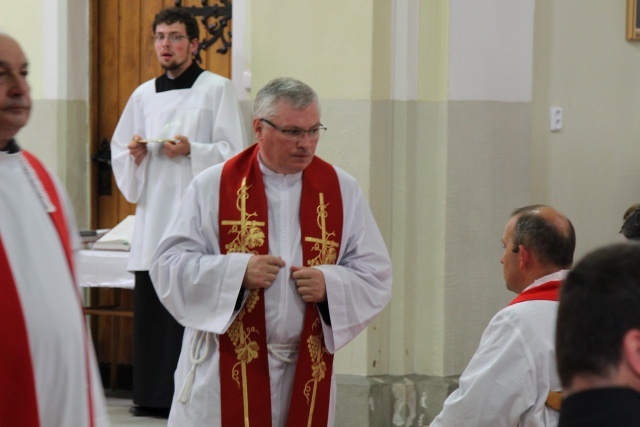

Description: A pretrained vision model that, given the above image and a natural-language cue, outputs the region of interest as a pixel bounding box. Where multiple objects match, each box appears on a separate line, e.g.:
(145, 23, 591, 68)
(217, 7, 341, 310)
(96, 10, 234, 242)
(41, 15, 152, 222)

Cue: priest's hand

(128, 135, 148, 165)
(163, 134, 191, 158)
(291, 266, 326, 303)
(242, 255, 285, 289)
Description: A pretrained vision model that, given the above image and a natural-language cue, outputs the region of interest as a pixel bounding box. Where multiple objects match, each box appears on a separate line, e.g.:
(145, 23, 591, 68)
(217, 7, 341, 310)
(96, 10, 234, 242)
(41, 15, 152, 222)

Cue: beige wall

(532, 0, 640, 260)
(5, 0, 640, 390)
(0, 0, 90, 228)
(410, 0, 536, 378)
(250, 0, 536, 380)
(0, 0, 43, 97)
(251, 0, 396, 377)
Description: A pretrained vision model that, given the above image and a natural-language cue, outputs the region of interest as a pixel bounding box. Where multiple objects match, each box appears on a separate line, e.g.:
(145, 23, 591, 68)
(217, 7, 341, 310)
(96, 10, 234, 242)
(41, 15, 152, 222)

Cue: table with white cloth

(78, 249, 134, 391)
(78, 249, 133, 289)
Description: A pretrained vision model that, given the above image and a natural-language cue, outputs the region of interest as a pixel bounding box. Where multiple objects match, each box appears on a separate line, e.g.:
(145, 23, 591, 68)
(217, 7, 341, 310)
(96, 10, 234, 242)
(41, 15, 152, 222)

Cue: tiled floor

(106, 393, 167, 427)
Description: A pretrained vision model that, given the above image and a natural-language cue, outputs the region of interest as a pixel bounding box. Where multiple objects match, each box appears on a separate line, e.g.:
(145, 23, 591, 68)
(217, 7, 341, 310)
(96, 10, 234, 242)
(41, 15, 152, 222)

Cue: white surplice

(0, 150, 109, 427)
(150, 153, 393, 427)
(430, 271, 567, 427)
(111, 71, 246, 271)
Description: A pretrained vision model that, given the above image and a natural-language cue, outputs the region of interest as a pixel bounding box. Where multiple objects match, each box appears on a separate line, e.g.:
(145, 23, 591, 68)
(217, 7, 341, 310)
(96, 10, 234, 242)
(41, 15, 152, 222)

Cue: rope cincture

(177, 330, 211, 404)
(266, 343, 299, 364)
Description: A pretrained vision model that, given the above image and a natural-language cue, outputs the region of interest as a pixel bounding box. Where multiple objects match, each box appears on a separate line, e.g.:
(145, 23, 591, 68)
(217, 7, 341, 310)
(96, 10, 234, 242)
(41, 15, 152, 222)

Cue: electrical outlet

(550, 107, 563, 132)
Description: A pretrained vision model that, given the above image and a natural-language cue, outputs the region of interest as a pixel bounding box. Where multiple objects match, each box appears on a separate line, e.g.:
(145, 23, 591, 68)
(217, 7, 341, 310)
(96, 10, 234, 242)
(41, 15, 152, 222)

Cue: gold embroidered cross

(221, 177, 266, 253)
(304, 193, 339, 266)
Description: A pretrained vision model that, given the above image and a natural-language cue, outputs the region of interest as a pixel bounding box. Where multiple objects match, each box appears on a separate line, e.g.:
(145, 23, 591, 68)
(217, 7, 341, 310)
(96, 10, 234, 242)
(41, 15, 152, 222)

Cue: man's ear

(252, 118, 264, 141)
(622, 329, 640, 377)
(518, 245, 530, 270)
(189, 37, 199, 55)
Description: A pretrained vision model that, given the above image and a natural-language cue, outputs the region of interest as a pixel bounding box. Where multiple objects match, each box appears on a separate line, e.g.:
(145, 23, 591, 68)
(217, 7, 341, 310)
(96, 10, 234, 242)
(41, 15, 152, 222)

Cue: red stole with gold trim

(508, 280, 562, 306)
(218, 144, 342, 427)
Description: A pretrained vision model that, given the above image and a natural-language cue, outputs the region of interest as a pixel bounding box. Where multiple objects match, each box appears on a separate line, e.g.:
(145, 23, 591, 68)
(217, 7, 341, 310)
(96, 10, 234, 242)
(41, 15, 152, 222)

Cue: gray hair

(253, 77, 319, 119)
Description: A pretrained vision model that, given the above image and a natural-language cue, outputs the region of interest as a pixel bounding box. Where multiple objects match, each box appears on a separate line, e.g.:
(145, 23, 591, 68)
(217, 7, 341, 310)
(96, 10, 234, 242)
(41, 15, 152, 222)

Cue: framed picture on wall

(627, 0, 640, 40)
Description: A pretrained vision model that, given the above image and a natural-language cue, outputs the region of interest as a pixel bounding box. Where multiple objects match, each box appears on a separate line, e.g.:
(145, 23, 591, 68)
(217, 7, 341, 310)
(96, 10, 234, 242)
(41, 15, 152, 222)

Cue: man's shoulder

(194, 70, 232, 87)
(497, 296, 559, 318)
(129, 78, 157, 98)
(314, 159, 357, 187)
(309, 161, 364, 209)
(192, 160, 226, 185)
(487, 297, 558, 342)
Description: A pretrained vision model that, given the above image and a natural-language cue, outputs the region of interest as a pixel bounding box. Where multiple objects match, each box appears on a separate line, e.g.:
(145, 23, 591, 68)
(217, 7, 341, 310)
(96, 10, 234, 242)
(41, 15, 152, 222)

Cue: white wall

(532, 1, 640, 260)
(5, 0, 637, 385)
(0, 0, 90, 227)
(450, 0, 535, 102)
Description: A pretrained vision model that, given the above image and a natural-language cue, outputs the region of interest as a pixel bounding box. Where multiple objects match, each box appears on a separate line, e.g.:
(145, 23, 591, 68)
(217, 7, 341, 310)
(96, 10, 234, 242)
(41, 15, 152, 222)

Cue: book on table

(91, 215, 134, 251)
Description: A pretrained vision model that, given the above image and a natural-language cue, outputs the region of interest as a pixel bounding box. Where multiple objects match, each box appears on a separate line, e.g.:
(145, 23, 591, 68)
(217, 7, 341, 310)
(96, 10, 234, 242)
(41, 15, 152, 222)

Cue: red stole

(21, 151, 74, 275)
(0, 151, 95, 426)
(218, 144, 342, 426)
(508, 280, 562, 306)
(0, 239, 41, 425)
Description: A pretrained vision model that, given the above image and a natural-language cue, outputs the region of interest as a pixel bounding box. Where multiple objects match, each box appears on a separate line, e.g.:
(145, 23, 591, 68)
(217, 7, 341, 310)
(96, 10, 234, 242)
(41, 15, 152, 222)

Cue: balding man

(0, 33, 109, 426)
(431, 205, 575, 427)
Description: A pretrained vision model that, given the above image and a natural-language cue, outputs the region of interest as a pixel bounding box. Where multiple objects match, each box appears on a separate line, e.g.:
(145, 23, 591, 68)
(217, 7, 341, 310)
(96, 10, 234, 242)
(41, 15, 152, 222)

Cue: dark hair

(620, 205, 640, 240)
(511, 205, 575, 268)
(152, 7, 199, 41)
(556, 242, 640, 387)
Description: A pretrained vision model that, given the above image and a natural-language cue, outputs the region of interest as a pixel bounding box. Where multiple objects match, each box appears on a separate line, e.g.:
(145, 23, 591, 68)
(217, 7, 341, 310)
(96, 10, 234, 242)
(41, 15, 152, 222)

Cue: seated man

(430, 205, 575, 427)
(556, 242, 640, 426)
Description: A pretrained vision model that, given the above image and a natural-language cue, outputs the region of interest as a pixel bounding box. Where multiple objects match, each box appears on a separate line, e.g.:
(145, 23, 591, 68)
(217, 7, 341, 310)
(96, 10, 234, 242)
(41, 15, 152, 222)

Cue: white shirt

(430, 271, 568, 427)
(111, 71, 246, 270)
(150, 154, 393, 427)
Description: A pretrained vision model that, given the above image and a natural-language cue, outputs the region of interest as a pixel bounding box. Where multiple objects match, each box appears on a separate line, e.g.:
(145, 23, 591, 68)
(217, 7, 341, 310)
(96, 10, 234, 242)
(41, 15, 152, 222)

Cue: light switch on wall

(550, 107, 563, 132)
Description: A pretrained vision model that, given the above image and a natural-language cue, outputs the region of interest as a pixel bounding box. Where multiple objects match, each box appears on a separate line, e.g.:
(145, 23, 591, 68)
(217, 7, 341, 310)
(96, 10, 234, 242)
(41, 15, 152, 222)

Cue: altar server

(110, 7, 246, 416)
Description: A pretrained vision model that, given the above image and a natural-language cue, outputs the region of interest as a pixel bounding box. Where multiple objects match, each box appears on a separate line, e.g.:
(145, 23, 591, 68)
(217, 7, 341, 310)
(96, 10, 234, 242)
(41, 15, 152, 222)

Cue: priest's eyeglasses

(260, 118, 327, 142)
(153, 33, 189, 43)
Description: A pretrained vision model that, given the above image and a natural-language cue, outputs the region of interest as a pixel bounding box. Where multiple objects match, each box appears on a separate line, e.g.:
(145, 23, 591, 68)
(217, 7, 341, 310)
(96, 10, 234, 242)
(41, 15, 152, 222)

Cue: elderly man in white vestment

(430, 205, 575, 427)
(151, 77, 393, 426)
(0, 33, 109, 427)
(110, 7, 246, 417)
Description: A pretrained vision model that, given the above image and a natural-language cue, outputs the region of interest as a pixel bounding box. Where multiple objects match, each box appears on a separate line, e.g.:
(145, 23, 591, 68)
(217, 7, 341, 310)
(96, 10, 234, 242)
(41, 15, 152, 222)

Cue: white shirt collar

(522, 269, 568, 293)
(257, 148, 303, 180)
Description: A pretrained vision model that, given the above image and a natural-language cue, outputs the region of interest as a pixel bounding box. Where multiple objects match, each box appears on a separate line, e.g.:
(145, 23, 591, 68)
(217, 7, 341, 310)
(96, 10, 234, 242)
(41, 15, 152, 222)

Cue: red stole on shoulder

(0, 240, 41, 425)
(218, 144, 342, 427)
(22, 151, 74, 275)
(508, 280, 562, 306)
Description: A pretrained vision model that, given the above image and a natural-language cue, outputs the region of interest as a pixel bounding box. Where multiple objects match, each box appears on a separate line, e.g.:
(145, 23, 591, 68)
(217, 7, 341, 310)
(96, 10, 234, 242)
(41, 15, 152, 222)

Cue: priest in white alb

(0, 32, 109, 427)
(151, 77, 393, 426)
